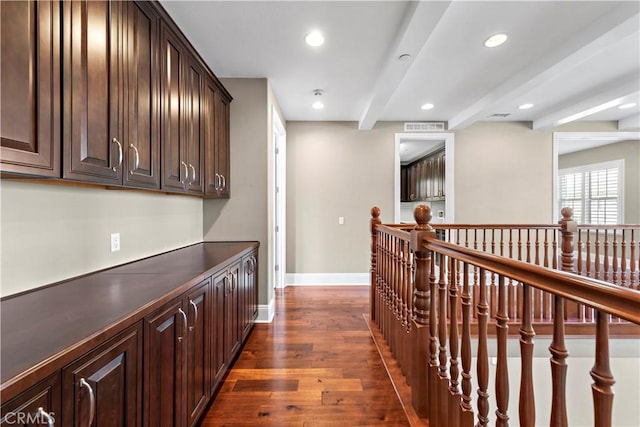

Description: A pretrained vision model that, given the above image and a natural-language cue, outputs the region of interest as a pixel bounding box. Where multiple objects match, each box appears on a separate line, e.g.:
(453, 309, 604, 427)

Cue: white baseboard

(255, 297, 275, 323)
(285, 273, 370, 286)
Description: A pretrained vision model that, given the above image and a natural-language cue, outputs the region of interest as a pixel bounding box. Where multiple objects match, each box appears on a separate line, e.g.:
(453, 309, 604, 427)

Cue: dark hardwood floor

(200, 286, 410, 426)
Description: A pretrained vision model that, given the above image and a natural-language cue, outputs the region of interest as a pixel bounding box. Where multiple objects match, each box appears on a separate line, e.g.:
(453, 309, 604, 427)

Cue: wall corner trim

(255, 297, 276, 323)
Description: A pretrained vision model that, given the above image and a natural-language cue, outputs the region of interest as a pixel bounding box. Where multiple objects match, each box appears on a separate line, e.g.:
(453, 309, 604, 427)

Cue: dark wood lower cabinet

(1, 244, 258, 427)
(1, 373, 61, 426)
(62, 324, 142, 427)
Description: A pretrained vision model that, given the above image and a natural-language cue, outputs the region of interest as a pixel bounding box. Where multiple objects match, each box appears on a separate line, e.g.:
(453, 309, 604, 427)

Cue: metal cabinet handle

(221, 174, 226, 191)
(180, 161, 188, 184)
(178, 308, 187, 342)
(79, 378, 95, 427)
(189, 164, 196, 183)
(214, 173, 221, 191)
(111, 138, 123, 171)
(189, 300, 198, 332)
(129, 144, 140, 175)
(37, 407, 55, 427)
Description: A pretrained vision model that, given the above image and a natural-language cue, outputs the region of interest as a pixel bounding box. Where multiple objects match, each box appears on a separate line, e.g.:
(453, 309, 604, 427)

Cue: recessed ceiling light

(421, 103, 434, 110)
(398, 54, 412, 62)
(305, 31, 324, 47)
(484, 33, 508, 48)
(518, 103, 534, 110)
(312, 101, 324, 110)
(619, 103, 637, 109)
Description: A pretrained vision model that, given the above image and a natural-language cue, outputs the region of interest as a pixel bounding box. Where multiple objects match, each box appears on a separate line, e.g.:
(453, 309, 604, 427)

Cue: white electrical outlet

(111, 233, 120, 252)
(338, 216, 345, 225)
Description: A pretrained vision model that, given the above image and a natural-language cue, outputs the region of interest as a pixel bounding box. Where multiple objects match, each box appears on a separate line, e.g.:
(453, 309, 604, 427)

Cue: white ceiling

(161, 1, 640, 130)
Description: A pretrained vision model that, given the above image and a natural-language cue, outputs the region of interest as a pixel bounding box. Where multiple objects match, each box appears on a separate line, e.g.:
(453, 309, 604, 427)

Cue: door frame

(271, 107, 286, 289)
(394, 132, 455, 223)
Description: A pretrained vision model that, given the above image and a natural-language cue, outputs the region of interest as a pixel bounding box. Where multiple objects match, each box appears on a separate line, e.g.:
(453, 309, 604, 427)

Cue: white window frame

(558, 159, 624, 225)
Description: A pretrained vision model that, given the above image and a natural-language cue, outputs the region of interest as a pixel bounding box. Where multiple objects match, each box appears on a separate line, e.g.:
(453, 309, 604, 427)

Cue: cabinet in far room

(401, 148, 446, 202)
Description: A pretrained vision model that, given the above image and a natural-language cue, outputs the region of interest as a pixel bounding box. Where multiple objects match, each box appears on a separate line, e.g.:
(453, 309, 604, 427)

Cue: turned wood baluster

(448, 257, 461, 427)
(552, 229, 558, 270)
(603, 230, 610, 282)
(392, 236, 400, 361)
(495, 275, 510, 427)
(403, 240, 412, 384)
(620, 231, 627, 287)
(590, 310, 615, 427)
(476, 267, 490, 427)
(429, 240, 439, 421)
(631, 230, 638, 289)
(370, 207, 381, 322)
(519, 282, 535, 427)
(376, 231, 383, 328)
(612, 229, 619, 285)
(411, 205, 435, 418)
(549, 293, 569, 427)
(595, 229, 601, 280)
(460, 262, 474, 426)
(438, 250, 449, 427)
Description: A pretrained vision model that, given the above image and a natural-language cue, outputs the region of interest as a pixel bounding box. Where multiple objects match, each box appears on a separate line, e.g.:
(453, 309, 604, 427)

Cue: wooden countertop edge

(0, 241, 259, 401)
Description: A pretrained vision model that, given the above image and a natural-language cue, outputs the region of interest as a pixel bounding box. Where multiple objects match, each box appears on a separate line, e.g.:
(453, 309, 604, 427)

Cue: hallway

(200, 286, 410, 426)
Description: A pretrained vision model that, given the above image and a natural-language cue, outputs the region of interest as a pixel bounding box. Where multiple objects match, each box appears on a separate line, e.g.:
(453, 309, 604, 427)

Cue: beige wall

(203, 78, 271, 305)
(1, 181, 202, 296)
(285, 120, 626, 275)
(559, 139, 640, 224)
(286, 121, 402, 274)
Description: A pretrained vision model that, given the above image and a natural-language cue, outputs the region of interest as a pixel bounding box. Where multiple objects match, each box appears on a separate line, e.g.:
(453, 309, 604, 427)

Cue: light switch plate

(111, 233, 120, 252)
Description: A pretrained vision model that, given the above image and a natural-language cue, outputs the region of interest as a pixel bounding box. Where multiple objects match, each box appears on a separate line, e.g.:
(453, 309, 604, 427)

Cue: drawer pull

(189, 300, 198, 332)
(79, 378, 95, 427)
(111, 138, 123, 172)
(178, 308, 188, 342)
(130, 144, 140, 175)
(37, 407, 55, 427)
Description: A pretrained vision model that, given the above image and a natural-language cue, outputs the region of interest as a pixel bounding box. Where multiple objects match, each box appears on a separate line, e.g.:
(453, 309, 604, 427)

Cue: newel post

(410, 205, 436, 418)
(370, 207, 381, 322)
(559, 207, 577, 273)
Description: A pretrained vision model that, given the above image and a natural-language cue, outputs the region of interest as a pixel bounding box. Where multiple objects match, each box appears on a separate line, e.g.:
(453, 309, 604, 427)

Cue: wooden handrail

(370, 205, 640, 427)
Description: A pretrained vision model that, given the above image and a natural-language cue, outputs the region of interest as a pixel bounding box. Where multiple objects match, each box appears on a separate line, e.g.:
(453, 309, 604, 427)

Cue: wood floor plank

(200, 286, 410, 426)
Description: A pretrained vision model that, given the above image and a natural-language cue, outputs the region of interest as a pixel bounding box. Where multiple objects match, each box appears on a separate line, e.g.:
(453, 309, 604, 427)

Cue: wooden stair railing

(369, 205, 640, 426)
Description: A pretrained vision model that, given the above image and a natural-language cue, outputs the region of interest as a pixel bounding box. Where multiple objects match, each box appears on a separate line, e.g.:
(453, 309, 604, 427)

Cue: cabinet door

(145, 300, 186, 427)
(242, 253, 258, 340)
(439, 151, 446, 198)
(63, 0, 123, 184)
(215, 91, 231, 197)
(160, 22, 187, 193)
(123, 1, 160, 189)
(226, 262, 241, 360)
(183, 58, 204, 195)
(185, 281, 210, 426)
(204, 79, 220, 197)
(0, 0, 60, 177)
(0, 373, 60, 426)
(211, 271, 228, 390)
(62, 325, 142, 427)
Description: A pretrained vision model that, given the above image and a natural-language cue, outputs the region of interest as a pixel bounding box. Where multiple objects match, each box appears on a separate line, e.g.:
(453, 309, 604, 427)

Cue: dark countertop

(0, 241, 258, 395)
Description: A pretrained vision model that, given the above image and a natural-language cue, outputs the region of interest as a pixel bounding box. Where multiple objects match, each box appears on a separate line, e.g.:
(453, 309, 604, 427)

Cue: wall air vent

(488, 113, 511, 118)
(404, 122, 446, 132)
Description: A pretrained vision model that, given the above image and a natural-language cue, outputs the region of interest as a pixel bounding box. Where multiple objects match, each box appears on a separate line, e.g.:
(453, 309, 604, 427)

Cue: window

(558, 160, 623, 224)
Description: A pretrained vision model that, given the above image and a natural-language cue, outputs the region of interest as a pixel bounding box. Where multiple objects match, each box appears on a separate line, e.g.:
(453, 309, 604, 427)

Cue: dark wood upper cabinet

(62, 324, 143, 427)
(0, 0, 61, 177)
(401, 148, 446, 202)
(63, 0, 123, 184)
(203, 79, 231, 198)
(183, 57, 204, 195)
(63, 0, 161, 189)
(123, 1, 161, 189)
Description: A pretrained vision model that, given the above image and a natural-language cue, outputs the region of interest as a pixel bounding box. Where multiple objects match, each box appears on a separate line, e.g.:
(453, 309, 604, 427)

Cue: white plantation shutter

(558, 160, 623, 224)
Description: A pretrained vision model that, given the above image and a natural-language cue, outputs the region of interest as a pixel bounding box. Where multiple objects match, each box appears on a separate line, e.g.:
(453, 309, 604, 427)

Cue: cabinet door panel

(0, 373, 60, 426)
(124, 1, 159, 189)
(0, 0, 60, 177)
(63, 0, 122, 184)
(227, 262, 241, 360)
(204, 79, 218, 196)
(63, 325, 142, 427)
(215, 91, 230, 197)
(145, 300, 185, 427)
(184, 59, 204, 195)
(211, 272, 228, 390)
(160, 24, 186, 192)
(185, 281, 210, 426)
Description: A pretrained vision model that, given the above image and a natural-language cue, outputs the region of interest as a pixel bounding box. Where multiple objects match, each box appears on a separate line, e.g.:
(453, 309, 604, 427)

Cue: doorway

(394, 132, 455, 224)
(272, 108, 286, 289)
